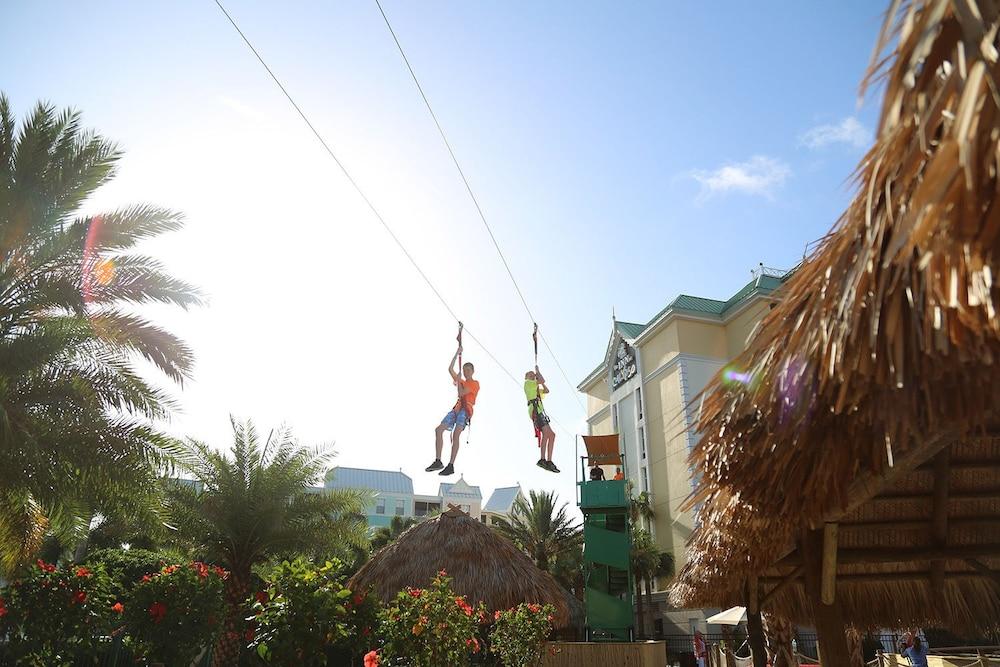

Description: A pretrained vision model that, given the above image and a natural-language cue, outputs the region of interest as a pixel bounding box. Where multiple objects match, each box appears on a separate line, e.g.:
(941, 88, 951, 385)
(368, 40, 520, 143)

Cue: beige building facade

(578, 267, 788, 634)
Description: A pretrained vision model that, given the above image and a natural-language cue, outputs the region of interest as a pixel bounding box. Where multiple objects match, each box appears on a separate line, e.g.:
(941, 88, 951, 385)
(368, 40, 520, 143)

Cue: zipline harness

(528, 323, 550, 446)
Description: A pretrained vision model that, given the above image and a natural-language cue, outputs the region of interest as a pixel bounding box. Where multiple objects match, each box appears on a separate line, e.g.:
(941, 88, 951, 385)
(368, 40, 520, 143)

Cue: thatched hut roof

(348, 508, 572, 628)
(672, 0, 1000, 633)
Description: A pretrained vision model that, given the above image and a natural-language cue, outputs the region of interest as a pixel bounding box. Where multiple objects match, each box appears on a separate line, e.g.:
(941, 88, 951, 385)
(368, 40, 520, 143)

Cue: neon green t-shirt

(524, 379, 548, 417)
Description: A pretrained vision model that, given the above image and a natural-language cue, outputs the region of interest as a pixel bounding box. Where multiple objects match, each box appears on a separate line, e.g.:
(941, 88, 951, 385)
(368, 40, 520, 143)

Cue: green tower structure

(577, 434, 634, 642)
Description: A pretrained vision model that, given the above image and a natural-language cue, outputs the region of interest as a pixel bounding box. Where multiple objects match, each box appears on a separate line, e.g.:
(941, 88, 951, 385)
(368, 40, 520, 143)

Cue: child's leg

(449, 425, 464, 464)
(543, 425, 555, 460)
(435, 423, 447, 460)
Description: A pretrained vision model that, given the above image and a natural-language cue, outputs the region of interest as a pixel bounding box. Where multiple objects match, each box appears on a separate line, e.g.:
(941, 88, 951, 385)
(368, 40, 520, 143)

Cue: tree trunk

(763, 613, 796, 667)
(634, 577, 645, 638)
(644, 577, 655, 637)
(213, 567, 250, 667)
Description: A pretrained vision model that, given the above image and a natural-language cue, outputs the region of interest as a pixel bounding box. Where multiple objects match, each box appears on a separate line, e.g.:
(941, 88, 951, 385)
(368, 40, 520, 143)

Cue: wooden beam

(930, 448, 951, 596)
(918, 458, 998, 472)
(760, 565, 804, 606)
(778, 543, 1000, 566)
(964, 558, 1000, 588)
(762, 570, 1000, 584)
(821, 522, 838, 605)
(744, 579, 767, 667)
(839, 518, 1000, 532)
(873, 488, 1000, 502)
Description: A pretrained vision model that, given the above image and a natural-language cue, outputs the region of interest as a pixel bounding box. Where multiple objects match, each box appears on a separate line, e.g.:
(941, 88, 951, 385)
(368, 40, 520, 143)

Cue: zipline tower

(577, 434, 634, 641)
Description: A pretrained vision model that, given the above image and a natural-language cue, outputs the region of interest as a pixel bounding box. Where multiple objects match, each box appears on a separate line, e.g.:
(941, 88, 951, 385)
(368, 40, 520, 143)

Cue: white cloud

(799, 116, 869, 149)
(690, 155, 791, 199)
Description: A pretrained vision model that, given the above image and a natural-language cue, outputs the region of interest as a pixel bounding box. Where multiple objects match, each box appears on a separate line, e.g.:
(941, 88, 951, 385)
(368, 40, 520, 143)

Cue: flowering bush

(0, 559, 116, 665)
(489, 603, 556, 667)
(250, 558, 378, 664)
(374, 571, 486, 667)
(122, 561, 227, 665)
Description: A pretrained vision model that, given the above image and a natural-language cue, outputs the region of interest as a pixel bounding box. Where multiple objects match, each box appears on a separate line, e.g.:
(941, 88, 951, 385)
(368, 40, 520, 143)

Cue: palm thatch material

(348, 508, 572, 627)
(672, 0, 1000, 633)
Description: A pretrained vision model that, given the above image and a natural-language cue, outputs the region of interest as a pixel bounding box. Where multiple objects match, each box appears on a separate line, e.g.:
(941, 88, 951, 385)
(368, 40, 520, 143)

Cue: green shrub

(0, 559, 117, 666)
(250, 558, 378, 665)
(374, 571, 486, 667)
(489, 603, 556, 667)
(85, 547, 179, 596)
(122, 561, 227, 665)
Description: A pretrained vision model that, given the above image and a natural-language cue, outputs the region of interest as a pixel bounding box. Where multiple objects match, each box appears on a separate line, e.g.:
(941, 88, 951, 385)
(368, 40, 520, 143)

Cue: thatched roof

(348, 508, 572, 628)
(672, 0, 1000, 632)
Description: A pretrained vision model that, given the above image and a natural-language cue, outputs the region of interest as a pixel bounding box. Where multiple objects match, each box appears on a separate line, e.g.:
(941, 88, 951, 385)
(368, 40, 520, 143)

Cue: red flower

(148, 602, 167, 623)
(494, 610, 502, 621)
(255, 591, 269, 605)
(407, 588, 422, 598)
(111, 602, 124, 614)
(75, 566, 92, 578)
(528, 603, 541, 613)
(72, 590, 87, 605)
(36, 559, 56, 573)
(548, 613, 554, 623)
(141, 575, 152, 583)
(245, 628, 255, 642)
(455, 597, 473, 616)
(161, 564, 179, 575)
(353, 593, 364, 606)
(364, 650, 380, 667)
(437, 569, 447, 576)
(466, 638, 480, 653)
(0, 596, 7, 617)
(191, 562, 209, 578)
(213, 565, 228, 579)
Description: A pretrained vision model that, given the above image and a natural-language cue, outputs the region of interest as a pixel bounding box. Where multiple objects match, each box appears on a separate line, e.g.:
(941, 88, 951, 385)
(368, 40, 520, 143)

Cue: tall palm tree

(370, 515, 418, 552)
(494, 490, 581, 572)
(162, 419, 369, 667)
(0, 95, 201, 574)
(630, 528, 661, 638)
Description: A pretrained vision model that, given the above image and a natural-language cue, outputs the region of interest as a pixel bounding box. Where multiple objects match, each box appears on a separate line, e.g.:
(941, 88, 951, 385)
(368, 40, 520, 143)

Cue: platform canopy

(582, 434, 622, 466)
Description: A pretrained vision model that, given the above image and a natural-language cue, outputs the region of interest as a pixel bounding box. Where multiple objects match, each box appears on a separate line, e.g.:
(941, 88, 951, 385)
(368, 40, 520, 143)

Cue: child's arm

(449, 348, 461, 382)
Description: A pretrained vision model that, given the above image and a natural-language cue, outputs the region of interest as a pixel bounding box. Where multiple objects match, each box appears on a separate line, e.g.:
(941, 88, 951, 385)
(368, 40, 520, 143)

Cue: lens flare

(81, 215, 105, 306)
(722, 367, 753, 386)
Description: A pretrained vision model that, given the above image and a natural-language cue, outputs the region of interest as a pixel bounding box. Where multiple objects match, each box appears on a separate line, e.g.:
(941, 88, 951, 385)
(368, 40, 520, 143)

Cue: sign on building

(611, 338, 637, 391)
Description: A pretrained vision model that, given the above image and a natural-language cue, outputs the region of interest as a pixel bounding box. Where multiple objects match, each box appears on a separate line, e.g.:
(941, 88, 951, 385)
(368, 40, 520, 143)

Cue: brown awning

(582, 434, 622, 465)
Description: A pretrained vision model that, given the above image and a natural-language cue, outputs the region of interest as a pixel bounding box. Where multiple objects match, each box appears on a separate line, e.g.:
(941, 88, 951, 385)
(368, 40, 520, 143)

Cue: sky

(4, 1, 886, 515)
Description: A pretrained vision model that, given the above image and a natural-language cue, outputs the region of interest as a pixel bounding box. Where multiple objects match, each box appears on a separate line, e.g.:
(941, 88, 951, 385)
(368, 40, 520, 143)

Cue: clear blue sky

(3, 1, 885, 509)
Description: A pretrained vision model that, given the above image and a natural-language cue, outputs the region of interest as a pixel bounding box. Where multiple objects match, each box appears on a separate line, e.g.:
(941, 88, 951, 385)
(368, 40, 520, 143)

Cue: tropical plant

(161, 419, 369, 666)
(374, 571, 486, 667)
(86, 547, 182, 598)
(0, 94, 201, 573)
(250, 558, 378, 665)
(370, 515, 418, 552)
(630, 528, 661, 638)
(0, 559, 117, 665)
(489, 603, 556, 667)
(122, 561, 227, 666)
(493, 490, 581, 572)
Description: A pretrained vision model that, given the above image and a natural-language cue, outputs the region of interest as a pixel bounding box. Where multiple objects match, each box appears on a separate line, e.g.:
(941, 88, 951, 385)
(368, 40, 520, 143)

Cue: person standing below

(426, 346, 479, 476)
(524, 366, 559, 472)
(901, 636, 930, 667)
(693, 630, 707, 667)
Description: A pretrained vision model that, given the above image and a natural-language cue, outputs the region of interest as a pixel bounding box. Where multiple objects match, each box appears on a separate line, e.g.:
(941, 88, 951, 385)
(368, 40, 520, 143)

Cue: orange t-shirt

(453, 379, 480, 415)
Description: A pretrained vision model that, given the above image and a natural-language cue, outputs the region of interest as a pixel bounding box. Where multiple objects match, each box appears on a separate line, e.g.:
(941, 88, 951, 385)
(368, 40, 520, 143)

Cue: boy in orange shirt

(426, 345, 480, 476)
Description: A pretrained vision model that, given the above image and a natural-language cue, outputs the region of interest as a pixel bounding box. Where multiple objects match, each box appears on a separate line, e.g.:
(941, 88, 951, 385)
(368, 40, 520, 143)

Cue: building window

(639, 426, 646, 460)
(641, 467, 649, 494)
(635, 388, 643, 421)
(395, 499, 405, 516)
(375, 498, 385, 515)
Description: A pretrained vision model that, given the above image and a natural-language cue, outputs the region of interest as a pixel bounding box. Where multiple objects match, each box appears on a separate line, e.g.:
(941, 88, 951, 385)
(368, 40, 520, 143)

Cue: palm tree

(630, 528, 661, 638)
(162, 419, 369, 667)
(370, 515, 418, 551)
(494, 490, 581, 572)
(0, 95, 201, 574)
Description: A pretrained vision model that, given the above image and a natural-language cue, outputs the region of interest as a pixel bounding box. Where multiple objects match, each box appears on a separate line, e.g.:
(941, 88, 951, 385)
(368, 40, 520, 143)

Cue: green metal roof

(614, 320, 645, 339)
(579, 272, 791, 389)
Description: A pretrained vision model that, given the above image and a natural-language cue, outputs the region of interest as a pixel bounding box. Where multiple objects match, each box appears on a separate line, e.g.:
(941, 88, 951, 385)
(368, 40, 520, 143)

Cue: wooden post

(930, 447, 951, 597)
(745, 578, 768, 667)
(802, 527, 853, 666)
(821, 522, 838, 605)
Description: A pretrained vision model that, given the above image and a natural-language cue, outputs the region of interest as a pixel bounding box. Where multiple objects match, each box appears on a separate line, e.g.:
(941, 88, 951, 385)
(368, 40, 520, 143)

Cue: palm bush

(162, 419, 369, 666)
(493, 490, 581, 572)
(0, 94, 201, 574)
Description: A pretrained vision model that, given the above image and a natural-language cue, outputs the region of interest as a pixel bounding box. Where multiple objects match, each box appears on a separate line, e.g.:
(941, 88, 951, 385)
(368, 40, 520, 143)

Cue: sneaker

(545, 460, 561, 473)
(425, 459, 443, 472)
(438, 463, 455, 476)
(536, 458, 548, 470)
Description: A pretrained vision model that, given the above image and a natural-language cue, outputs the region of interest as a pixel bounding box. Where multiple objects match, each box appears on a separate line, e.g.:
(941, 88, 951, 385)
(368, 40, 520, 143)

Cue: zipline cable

(373, 0, 587, 414)
(212, 0, 592, 451)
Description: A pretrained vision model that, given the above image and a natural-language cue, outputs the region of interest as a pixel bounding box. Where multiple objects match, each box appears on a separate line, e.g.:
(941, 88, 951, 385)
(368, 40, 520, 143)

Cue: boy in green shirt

(524, 366, 558, 473)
